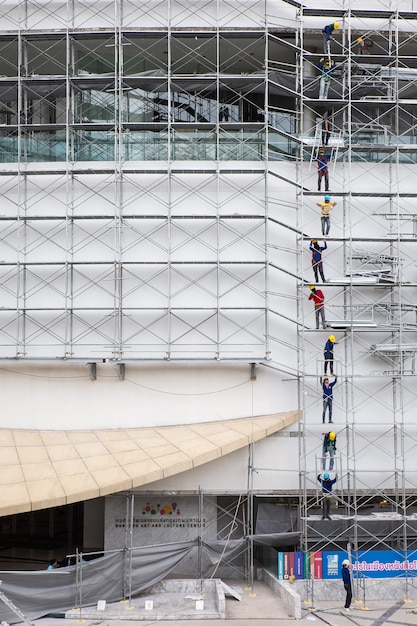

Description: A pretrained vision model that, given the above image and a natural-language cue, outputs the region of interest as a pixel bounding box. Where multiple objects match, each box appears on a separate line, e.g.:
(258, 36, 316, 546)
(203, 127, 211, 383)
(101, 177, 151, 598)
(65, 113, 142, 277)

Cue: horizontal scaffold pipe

(268, 261, 303, 281)
(259, 361, 300, 378)
(302, 7, 417, 19)
(268, 170, 310, 190)
(269, 216, 310, 238)
(269, 308, 305, 328)
(267, 124, 301, 144)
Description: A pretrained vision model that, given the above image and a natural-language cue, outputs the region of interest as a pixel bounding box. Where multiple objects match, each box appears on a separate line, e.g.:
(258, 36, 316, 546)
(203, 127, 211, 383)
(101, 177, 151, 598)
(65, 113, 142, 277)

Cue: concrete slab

(65, 579, 224, 621)
(27, 582, 417, 626)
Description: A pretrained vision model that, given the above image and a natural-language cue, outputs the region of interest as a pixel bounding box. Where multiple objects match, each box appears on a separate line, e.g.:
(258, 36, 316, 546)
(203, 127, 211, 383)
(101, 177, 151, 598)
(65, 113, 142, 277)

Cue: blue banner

(322, 550, 417, 579)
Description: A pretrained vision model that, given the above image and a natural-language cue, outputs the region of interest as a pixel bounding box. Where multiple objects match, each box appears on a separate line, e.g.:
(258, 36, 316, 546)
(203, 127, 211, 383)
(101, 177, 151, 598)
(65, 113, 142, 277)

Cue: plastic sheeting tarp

(130, 541, 197, 593)
(249, 532, 300, 547)
(202, 539, 245, 565)
(0, 551, 124, 624)
(0, 541, 197, 624)
(0, 535, 299, 623)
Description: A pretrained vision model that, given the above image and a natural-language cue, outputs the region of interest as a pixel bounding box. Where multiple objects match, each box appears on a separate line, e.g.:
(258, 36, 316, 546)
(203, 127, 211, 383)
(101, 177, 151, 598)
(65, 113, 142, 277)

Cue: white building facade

(0, 0, 417, 582)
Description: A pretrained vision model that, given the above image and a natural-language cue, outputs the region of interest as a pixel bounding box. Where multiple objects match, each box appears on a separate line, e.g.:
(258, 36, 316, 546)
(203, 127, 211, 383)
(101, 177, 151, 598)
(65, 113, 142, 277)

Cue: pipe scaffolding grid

(291, 0, 417, 593)
(1, 0, 417, 591)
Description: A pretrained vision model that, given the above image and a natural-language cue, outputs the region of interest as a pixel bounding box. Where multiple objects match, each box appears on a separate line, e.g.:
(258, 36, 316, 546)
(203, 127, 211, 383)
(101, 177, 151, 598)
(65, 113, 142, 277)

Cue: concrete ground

(31, 580, 417, 626)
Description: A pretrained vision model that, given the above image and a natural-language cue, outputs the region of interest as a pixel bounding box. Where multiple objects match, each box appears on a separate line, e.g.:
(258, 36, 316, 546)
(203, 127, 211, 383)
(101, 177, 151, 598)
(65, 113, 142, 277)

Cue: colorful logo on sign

(142, 502, 181, 516)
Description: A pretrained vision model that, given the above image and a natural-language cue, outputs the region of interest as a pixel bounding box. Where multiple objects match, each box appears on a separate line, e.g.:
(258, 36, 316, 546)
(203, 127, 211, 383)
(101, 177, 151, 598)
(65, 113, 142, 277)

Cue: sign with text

(278, 550, 417, 579)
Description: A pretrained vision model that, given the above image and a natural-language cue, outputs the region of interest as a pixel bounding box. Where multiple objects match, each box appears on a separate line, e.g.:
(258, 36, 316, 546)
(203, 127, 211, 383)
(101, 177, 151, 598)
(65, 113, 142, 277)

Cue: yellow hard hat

(328, 335, 336, 342)
(357, 37, 363, 43)
(312, 239, 318, 243)
(329, 431, 336, 440)
(333, 22, 339, 29)
(310, 285, 315, 290)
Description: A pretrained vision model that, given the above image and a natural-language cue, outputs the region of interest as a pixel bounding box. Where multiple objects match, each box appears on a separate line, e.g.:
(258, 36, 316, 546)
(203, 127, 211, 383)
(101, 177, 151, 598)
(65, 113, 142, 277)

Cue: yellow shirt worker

(317, 195, 337, 235)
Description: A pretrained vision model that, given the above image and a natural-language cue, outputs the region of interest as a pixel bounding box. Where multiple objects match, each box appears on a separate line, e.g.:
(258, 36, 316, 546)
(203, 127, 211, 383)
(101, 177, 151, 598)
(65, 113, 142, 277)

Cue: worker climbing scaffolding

(322, 431, 337, 470)
(322, 21, 339, 57)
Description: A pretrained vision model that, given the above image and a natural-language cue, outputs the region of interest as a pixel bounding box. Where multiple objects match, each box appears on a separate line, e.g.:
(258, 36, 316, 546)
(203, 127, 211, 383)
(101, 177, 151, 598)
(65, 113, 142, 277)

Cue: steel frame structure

(0, 0, 278, 363)
(293, 3, 417, 592)
(3, 0, 417, 592)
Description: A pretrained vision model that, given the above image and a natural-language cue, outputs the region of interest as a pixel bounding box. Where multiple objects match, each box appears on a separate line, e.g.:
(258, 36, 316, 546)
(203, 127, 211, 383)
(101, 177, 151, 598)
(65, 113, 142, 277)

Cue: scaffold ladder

(0, 584, 34, 626)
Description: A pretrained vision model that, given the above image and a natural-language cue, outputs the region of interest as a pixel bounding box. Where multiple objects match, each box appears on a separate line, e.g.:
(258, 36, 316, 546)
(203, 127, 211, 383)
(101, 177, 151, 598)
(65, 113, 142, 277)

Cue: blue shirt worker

(341, 559, 352, 611)
(322, 22, 339, 54)
(310, 239, 327, 282)
(317, 472, 337, 520)
(322, 375, 337, 423)
(324, 334, 336, 375)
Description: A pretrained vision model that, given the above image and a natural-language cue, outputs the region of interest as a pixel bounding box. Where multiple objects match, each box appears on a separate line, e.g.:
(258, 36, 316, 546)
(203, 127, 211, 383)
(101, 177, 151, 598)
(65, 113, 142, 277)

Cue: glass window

(25, 37, 67, 76)
(74, 87, 116, 124)
(22, 130, 67, 162)
(220, 35, 265, 74)
(171, 35, 216, 75)
(123, 130, 169, 161)
(123, 35, 168, 74)
(122, 86, 169, 123)
(72, 130, 115, 161)
(73, 36, 115, 75)
(171, 129, 216, 160)
(0, 38, 18, 77)
(171, 80, 217, 122)
(218, 129, 264, 160)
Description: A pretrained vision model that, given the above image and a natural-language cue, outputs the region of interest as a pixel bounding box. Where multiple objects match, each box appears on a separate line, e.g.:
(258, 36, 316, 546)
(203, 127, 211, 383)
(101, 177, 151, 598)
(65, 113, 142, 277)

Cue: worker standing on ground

(308, 285, 326, 329)
(322, 430, 337, 470)
(322, 375, 337, 423)
(317, 472, 337, 519)
(317, 195, 337, 235)
(322, 22, 339, 55)
(324, 334, 336, 374)
(341, 559, 352, 611)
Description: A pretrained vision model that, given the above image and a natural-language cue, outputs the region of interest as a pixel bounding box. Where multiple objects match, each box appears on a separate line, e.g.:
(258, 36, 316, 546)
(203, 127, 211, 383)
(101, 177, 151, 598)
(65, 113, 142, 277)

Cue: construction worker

(321, 109, 332, 145)
(322, 375, 337, 423)
(342, 559, 352, 611)
(316, 147, 330, 192)
(308, 285, 326, 329)
(356, 36, 372, 55)
(317, 471, 337, 520)
(322, 430, 337, 470)
(310, 239, 327, 282)
(318, 58, 335, 99)
(324, 334, 336, 374)
(317, 195, 337, 235)
(322, 22, 339, 54)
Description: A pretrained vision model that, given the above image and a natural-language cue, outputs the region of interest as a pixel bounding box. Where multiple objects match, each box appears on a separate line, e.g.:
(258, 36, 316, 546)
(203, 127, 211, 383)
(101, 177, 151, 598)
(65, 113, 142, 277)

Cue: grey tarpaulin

(248, 532, 300, 547)
(252, 502, 300, 547)
(0, 541, 197, 623)
(202, 539, 245, 565)
(130, 540, 197, 593)
(0, 552, 124, 623)
(255, 502, 298, 536)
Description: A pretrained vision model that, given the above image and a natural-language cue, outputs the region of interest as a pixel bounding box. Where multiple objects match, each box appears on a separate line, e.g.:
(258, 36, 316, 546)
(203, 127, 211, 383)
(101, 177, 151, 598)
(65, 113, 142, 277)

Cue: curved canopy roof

(0, 410, 300, 517)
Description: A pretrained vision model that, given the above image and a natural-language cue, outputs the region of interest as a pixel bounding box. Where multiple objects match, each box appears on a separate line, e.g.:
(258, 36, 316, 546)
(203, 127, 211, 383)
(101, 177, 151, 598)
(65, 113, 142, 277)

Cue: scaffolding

(289, 1, 417, 598)
(1, 0, 417, 597)
(0, 0, 279, 363)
